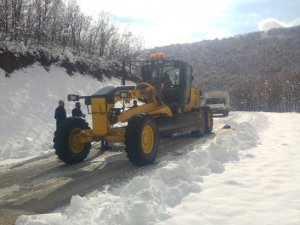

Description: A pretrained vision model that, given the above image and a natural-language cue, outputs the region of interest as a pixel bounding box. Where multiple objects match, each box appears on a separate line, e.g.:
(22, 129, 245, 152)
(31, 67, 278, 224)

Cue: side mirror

(67, 94, 80, 101)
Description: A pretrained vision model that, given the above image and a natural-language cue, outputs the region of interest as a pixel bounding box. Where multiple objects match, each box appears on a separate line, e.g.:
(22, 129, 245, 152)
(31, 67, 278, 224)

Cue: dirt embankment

(0, 46, 125, 81)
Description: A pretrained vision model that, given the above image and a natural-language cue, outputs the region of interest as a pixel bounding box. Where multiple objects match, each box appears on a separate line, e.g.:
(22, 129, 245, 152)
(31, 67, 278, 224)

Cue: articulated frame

(75, 84, 174, 144)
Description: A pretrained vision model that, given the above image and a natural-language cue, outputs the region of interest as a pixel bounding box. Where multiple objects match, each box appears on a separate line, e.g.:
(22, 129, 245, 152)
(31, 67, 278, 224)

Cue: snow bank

(160, 112, 300, 225)
(16, 112, 266, 225)
(0, 64, 128, 162)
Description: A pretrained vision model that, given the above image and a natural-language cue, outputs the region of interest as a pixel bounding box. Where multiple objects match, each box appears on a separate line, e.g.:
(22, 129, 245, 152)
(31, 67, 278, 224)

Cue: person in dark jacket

(72, 102, 86, 118)
(132, 100, 138, 108)
(162, 72, 172, 89)
(54, 100, 66, 129)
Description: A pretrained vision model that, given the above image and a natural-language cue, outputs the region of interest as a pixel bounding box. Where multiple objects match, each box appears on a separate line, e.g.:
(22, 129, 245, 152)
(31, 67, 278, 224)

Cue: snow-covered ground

(15, 112, 300, 225)
(0, 64, 128, 163)
(1, 65, 299, 224)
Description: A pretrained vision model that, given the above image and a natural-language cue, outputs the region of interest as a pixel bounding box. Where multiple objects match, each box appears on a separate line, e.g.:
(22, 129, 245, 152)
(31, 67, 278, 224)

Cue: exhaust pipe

(121, 61, 126, 86)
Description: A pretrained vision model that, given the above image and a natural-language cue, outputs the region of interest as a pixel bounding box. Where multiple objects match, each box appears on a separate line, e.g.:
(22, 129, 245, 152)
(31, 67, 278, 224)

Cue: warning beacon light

(149, 52, 166, 59)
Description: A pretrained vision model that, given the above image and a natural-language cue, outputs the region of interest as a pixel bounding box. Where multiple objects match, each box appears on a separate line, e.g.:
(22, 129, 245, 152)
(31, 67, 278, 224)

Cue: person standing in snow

(54, 100, 67, 130)
(72, 102, 86, 118)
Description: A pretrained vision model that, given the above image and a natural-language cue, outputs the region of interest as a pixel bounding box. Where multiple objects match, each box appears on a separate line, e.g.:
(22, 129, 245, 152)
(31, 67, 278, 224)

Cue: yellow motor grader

(54, 53, 213, 165)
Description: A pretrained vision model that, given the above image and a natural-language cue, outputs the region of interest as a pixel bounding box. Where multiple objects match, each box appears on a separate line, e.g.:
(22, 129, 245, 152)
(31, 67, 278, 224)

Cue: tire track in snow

(0, 122, 220, 225)
(15, 112, 266, 225)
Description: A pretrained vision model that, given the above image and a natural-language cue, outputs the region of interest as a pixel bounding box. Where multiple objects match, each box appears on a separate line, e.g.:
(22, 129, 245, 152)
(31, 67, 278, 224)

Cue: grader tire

(54, 117, 91, 164)
(203, 106, 213, 134)
(124, 115, 159, 166)
(191, 108, 206, 137)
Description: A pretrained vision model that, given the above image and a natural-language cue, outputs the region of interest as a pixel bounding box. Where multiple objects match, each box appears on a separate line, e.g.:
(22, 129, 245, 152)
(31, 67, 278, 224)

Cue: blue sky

(78, 0, 300, 47)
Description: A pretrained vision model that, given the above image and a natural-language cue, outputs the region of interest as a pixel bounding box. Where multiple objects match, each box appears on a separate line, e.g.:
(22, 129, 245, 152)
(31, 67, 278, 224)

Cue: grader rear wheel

(124, 115, 159, 166)
(203, 106, 213, 133)
(191, 109, 206, 137)
(54, 117, 91, 164)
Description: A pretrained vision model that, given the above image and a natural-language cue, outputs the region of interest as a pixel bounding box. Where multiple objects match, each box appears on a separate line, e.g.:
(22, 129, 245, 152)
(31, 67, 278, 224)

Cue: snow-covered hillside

(16, 112, 300, 225)
(0, 64, 127, 163)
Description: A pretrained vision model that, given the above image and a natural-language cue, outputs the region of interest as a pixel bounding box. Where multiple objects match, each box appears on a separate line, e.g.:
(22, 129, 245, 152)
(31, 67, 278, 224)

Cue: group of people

(54, 100, 85, 129)
(54, 100, 110, 151)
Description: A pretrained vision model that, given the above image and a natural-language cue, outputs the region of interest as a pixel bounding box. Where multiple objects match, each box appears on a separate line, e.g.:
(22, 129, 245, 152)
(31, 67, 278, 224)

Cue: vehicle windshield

(206, 98, 225, 104)
(163, 67, 180, 85)
(142, 65, 180, 86)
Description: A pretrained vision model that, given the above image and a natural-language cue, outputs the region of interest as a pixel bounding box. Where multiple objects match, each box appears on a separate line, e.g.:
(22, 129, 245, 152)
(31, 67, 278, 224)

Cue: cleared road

(0, 132, 216, 225)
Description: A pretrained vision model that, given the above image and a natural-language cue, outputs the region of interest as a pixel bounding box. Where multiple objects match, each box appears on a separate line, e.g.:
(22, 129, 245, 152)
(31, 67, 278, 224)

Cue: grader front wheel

(54, 117, 91, 164)
(125, 115, 159, 166)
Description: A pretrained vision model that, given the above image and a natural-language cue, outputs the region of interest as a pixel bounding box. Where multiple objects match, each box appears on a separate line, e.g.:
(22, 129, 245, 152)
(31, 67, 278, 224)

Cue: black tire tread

(54, 117, 91, 164)
(191, 108, 206, 137)
(203, 106, 213, 133)
(124, 115, 159, 166)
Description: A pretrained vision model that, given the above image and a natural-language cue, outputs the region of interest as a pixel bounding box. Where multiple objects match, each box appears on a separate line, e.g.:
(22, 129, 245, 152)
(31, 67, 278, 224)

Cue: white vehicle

(204, 91, 230, 116)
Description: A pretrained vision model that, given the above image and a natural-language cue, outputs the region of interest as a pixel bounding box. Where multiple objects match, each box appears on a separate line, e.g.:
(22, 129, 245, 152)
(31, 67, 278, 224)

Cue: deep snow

(0, 64, 131, 163)
(160, 113, 300, 225)
(15, 112, 300, 225)
(1, 65, 299, 225)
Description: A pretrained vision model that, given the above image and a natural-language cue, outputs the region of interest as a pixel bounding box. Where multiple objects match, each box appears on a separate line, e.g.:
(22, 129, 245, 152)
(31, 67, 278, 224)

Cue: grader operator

(53, 53, 213, 166)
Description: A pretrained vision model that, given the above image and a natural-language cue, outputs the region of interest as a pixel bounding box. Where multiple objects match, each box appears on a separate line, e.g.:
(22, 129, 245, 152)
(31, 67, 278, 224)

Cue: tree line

(152, 26, 300, 112)
(0, 0, 142, 61)
(230, 70, 300, 112)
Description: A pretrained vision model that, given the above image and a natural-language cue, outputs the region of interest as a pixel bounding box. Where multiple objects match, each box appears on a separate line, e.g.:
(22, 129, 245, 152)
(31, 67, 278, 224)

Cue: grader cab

(54, 53, 213, 166)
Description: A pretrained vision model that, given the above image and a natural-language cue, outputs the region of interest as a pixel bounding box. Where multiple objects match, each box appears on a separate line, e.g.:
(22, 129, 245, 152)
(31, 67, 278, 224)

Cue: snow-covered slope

(16, 112, 300, 225)
(0, 64, 126, 162)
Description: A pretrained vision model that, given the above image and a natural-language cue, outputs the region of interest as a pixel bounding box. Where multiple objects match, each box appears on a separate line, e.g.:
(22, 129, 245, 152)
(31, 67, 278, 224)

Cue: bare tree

(118, 29, 142, 61)
(0, 0, 143, 60)
(95, 12, 118, 57)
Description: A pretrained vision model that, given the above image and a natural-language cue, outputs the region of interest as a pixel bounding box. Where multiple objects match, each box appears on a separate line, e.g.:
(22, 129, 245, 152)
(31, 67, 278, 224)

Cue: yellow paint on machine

(141, 125, 154, 154)
(118, 103, 173, 123)
(91, 98, 109, 136)
(185, 87, 201, 111)
(105, 127, 126, 142)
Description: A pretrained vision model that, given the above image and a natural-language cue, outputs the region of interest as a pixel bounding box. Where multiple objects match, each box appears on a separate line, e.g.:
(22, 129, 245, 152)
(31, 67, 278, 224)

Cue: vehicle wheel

(124, 115, 159, 166)
(54, 117, 91, 164)
(203, 106, 213, 133)
(191, 108, 206, 137)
